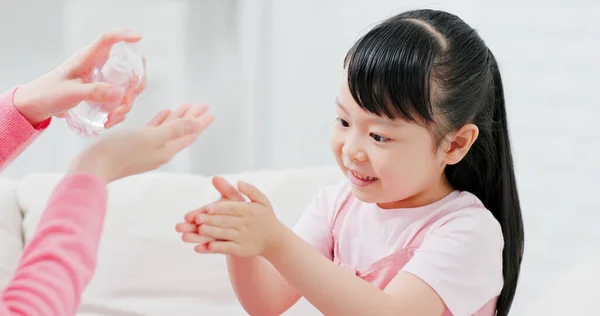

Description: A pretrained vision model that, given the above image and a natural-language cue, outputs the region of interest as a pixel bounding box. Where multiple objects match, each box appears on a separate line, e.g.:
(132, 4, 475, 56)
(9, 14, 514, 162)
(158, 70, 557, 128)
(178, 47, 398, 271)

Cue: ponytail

(487, 51, 524, 316)
(444, 51, 524, 316)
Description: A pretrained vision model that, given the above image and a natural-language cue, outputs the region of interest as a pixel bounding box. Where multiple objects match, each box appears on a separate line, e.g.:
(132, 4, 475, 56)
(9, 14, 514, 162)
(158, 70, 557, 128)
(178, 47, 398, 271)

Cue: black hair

(344, 9, 524, 316)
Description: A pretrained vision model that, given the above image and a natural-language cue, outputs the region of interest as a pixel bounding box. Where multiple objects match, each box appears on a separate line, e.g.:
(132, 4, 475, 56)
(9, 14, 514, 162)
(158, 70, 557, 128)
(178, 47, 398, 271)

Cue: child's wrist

(67, 149, 116, 184)
(262, 223, 294, 261)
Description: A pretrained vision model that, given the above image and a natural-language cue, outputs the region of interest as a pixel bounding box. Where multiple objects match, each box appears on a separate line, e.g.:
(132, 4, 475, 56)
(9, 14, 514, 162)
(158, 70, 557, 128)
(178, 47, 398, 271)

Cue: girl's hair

(344, 9, 524, 316)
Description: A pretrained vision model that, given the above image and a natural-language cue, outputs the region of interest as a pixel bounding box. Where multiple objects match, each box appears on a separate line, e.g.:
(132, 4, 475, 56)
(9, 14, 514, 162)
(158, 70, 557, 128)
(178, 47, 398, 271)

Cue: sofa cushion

(16, 167, 344, 315)
(0, 178, 23, 290)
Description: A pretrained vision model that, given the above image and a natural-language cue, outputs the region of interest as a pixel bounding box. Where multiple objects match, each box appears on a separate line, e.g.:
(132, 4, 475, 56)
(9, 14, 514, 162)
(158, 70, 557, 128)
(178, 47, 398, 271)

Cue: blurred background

(0, 0, 598, 314)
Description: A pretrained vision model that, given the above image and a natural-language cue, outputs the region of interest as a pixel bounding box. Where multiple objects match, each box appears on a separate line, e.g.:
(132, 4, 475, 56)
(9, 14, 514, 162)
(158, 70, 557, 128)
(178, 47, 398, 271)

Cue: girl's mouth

(349, 170, 379, 187)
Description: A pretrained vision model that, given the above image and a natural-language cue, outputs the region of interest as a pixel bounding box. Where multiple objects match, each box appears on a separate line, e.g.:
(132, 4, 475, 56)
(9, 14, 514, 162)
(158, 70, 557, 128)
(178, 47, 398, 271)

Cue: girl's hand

(176, 176, 246, 247)
(181, 179, 287, 257)
(13, 29, 146, 127)
(68, 103, 213, 183)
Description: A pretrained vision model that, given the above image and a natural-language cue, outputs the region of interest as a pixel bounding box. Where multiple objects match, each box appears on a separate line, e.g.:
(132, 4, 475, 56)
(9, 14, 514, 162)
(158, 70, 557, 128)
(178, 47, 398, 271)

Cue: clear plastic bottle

(66, 42, 145, 136)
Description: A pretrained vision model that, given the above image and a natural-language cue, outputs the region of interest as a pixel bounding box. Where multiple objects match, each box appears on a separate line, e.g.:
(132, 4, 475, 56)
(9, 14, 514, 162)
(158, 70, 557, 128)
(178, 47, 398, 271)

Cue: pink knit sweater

(0, 87, 107, 316)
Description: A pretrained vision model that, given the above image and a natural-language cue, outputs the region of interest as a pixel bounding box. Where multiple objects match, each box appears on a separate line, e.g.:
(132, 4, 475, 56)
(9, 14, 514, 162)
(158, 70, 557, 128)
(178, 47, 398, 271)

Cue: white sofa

(0, 167, 598, 315)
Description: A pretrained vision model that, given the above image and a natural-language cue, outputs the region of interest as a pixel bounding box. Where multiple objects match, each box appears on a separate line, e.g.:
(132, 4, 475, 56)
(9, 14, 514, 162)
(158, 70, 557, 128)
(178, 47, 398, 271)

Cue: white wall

(0, 1, 598, 314)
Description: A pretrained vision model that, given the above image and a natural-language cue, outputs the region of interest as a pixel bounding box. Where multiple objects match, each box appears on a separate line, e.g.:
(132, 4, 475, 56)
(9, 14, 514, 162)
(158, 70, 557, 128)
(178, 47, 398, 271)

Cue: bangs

(344, 19, 444, 123)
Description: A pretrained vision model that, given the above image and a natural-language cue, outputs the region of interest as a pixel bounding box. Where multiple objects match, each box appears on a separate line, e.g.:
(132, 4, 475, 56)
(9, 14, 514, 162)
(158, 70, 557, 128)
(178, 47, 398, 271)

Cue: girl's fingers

(121, 75, 140, 111)
(105, 113, 126, 128)
(196, 241, 241, 255)
(147, 109, 171, 127)
(162, 112, 214, 156)
(181, 233, 215, 244)
(185, 104, 209, 118)
(195, 214, 241, 229)
(184, 209, 204, 223)
(166, 104, 192, 121)
(198, 225, 239, 241)
(70, 29, 142, 76)
(175, 222, 198, 233)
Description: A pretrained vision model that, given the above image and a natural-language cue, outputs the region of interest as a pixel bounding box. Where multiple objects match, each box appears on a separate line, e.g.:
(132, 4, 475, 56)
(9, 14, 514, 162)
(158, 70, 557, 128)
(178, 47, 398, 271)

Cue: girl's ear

(443, 123, 479, 165)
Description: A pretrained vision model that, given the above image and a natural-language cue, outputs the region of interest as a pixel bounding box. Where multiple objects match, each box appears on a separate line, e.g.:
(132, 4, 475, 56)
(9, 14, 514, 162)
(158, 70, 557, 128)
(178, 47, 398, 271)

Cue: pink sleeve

(0, 174, 108, 316)
(0, 87, 51, 171)
(401, 209, 504, 315)
(292, 183, 349, 260)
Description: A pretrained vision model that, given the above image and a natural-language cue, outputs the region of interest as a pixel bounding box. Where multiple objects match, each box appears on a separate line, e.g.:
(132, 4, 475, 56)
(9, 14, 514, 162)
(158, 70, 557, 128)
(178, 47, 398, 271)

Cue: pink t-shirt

(293, 181, 504, 315)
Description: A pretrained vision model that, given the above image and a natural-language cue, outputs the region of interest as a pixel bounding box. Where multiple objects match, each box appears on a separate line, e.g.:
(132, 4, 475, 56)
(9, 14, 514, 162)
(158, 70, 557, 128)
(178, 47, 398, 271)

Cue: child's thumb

(213, 176, 245, 201)
(237, 181, 271, 207)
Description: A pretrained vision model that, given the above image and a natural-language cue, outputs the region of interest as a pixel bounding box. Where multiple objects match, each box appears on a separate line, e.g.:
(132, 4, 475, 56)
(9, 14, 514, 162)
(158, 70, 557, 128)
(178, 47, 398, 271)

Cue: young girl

(176, 9, 524, 316)
(1, 29, 215, 315)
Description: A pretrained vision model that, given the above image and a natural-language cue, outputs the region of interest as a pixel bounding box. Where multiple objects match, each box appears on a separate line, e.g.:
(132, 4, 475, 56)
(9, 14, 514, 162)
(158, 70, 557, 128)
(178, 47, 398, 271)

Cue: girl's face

(331, 74, 454, 209)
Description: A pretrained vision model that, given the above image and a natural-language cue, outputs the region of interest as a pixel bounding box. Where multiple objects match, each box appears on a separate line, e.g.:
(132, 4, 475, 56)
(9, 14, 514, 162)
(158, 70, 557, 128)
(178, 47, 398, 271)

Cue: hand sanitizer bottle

(66, 42, 145, 136)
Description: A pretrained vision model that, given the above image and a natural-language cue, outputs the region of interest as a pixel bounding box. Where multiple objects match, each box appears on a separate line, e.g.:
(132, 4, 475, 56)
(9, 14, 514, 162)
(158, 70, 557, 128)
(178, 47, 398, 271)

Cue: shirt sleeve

(292, 182, 350, 260)
(401, 208, 504, 316)
(0, 87, 51, 171)
(0, 174, 108, 316)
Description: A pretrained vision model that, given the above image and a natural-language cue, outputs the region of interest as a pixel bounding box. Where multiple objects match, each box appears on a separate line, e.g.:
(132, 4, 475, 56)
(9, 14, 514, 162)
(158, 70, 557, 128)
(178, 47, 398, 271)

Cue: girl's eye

(370, 133, 390, 142)
(336, 117, 350, 127)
